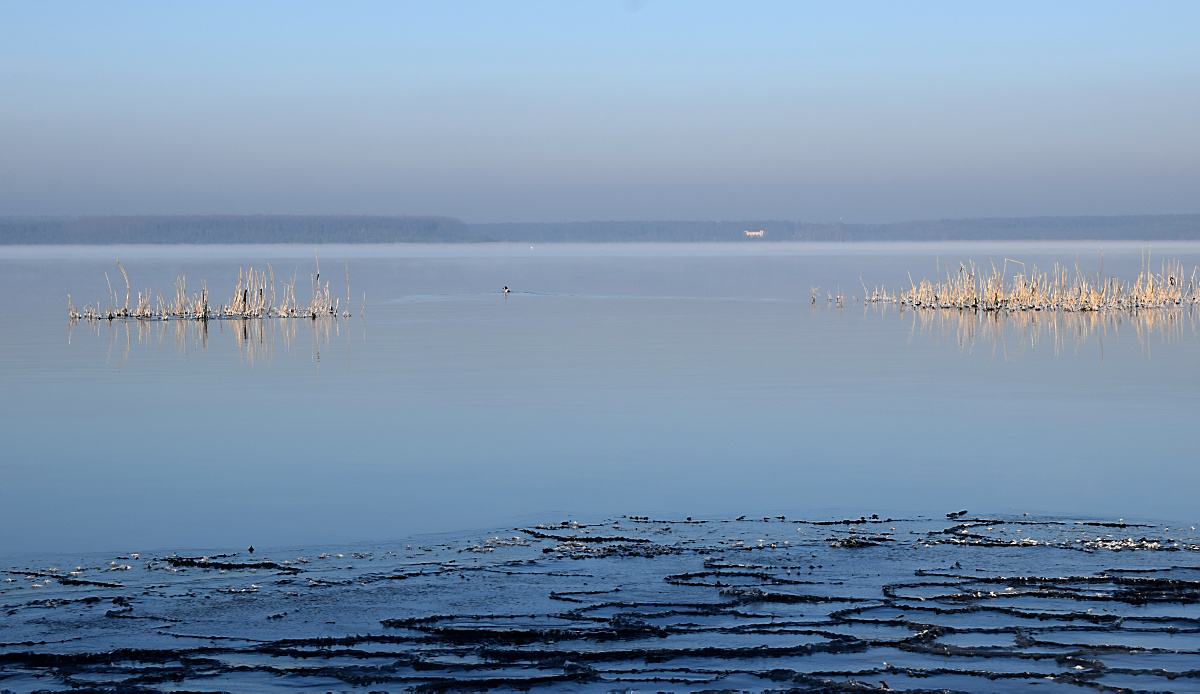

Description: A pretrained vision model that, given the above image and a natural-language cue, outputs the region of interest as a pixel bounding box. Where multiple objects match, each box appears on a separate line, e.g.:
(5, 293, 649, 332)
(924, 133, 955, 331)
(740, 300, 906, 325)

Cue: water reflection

(68, 301, 1197, 369)
(68, 316, 357, 366)
(868, 303, 1199, 358)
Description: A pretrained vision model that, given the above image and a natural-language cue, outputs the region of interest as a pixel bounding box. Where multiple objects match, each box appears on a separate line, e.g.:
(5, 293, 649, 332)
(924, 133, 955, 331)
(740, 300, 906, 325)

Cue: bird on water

(503, 286, 510, 295)
(248, 545, 254, 554)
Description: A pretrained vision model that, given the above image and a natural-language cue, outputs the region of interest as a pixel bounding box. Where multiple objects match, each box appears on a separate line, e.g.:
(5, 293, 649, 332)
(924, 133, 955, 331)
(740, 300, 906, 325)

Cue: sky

(1, 1, 1198, 223)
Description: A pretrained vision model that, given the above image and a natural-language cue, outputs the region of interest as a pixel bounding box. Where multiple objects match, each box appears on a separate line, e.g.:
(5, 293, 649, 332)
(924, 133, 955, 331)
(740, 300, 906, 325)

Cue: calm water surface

(2, 242, 1197, 555)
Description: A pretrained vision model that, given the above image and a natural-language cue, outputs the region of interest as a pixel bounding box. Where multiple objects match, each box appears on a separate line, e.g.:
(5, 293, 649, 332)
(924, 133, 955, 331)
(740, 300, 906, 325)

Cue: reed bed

(885, 257, 1197, 312)
(861, 256, 1199, 312)
(69, 255, 349, 322)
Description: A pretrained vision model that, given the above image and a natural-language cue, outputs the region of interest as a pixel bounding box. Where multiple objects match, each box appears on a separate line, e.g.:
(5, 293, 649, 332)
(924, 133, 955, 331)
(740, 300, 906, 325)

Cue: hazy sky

(2, 2, 1198, 223)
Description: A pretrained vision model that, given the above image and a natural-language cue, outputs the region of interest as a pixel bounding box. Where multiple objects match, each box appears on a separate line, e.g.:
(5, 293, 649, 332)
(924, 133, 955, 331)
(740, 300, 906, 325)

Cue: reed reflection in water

(69, 299, 1193, 372)
(68, 314, 358, 367)
(872, 302, 1200, 359)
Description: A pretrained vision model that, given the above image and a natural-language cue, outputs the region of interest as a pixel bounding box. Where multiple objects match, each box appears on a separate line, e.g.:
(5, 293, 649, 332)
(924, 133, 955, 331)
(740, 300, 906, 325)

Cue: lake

(3, 241, 1200, 691)
(2, 242, 1198, 557)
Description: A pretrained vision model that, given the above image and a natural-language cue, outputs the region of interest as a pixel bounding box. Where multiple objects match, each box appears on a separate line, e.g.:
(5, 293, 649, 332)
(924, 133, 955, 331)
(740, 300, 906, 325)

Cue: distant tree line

(473, 220, 797, 242)
(0, 215, 480, 244)
(805, 215, 1200, 241)
(2, 214, 1198, 244)
(474, 216, 1200, 242)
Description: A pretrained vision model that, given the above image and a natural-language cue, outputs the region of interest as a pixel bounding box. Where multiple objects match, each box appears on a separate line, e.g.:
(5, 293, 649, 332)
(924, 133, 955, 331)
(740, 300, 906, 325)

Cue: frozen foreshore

(2, 515, 1199, 692)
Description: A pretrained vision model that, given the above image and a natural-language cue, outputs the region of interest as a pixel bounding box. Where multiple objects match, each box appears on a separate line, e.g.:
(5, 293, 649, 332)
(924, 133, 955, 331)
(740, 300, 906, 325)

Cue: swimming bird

(503, 286, 510, 295)
(248, 545, 254, 554)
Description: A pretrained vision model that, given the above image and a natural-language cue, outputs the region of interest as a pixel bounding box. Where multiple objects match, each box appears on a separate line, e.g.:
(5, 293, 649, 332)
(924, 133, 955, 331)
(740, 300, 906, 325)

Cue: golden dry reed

(69, 253, 348, 322)
(864, 256, 1199, 312)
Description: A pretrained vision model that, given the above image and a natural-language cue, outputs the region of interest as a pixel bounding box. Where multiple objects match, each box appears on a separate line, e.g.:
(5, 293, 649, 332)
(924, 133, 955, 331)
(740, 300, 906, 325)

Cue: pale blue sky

(1, 1, 1198, 222)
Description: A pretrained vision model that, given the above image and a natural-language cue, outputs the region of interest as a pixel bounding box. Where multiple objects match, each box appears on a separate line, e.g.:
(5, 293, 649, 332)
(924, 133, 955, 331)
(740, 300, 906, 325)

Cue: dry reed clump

(69, 254, 347, 322)
(864, 257, 1200, 312)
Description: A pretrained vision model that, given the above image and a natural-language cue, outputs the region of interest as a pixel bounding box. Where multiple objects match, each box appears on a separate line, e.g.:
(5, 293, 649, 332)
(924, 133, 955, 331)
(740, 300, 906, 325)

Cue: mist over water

(2, 242, 1198, 556)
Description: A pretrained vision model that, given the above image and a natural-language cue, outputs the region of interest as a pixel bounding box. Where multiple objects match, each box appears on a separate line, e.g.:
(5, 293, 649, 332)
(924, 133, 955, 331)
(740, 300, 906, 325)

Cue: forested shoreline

(3, 214, 1198, 244)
